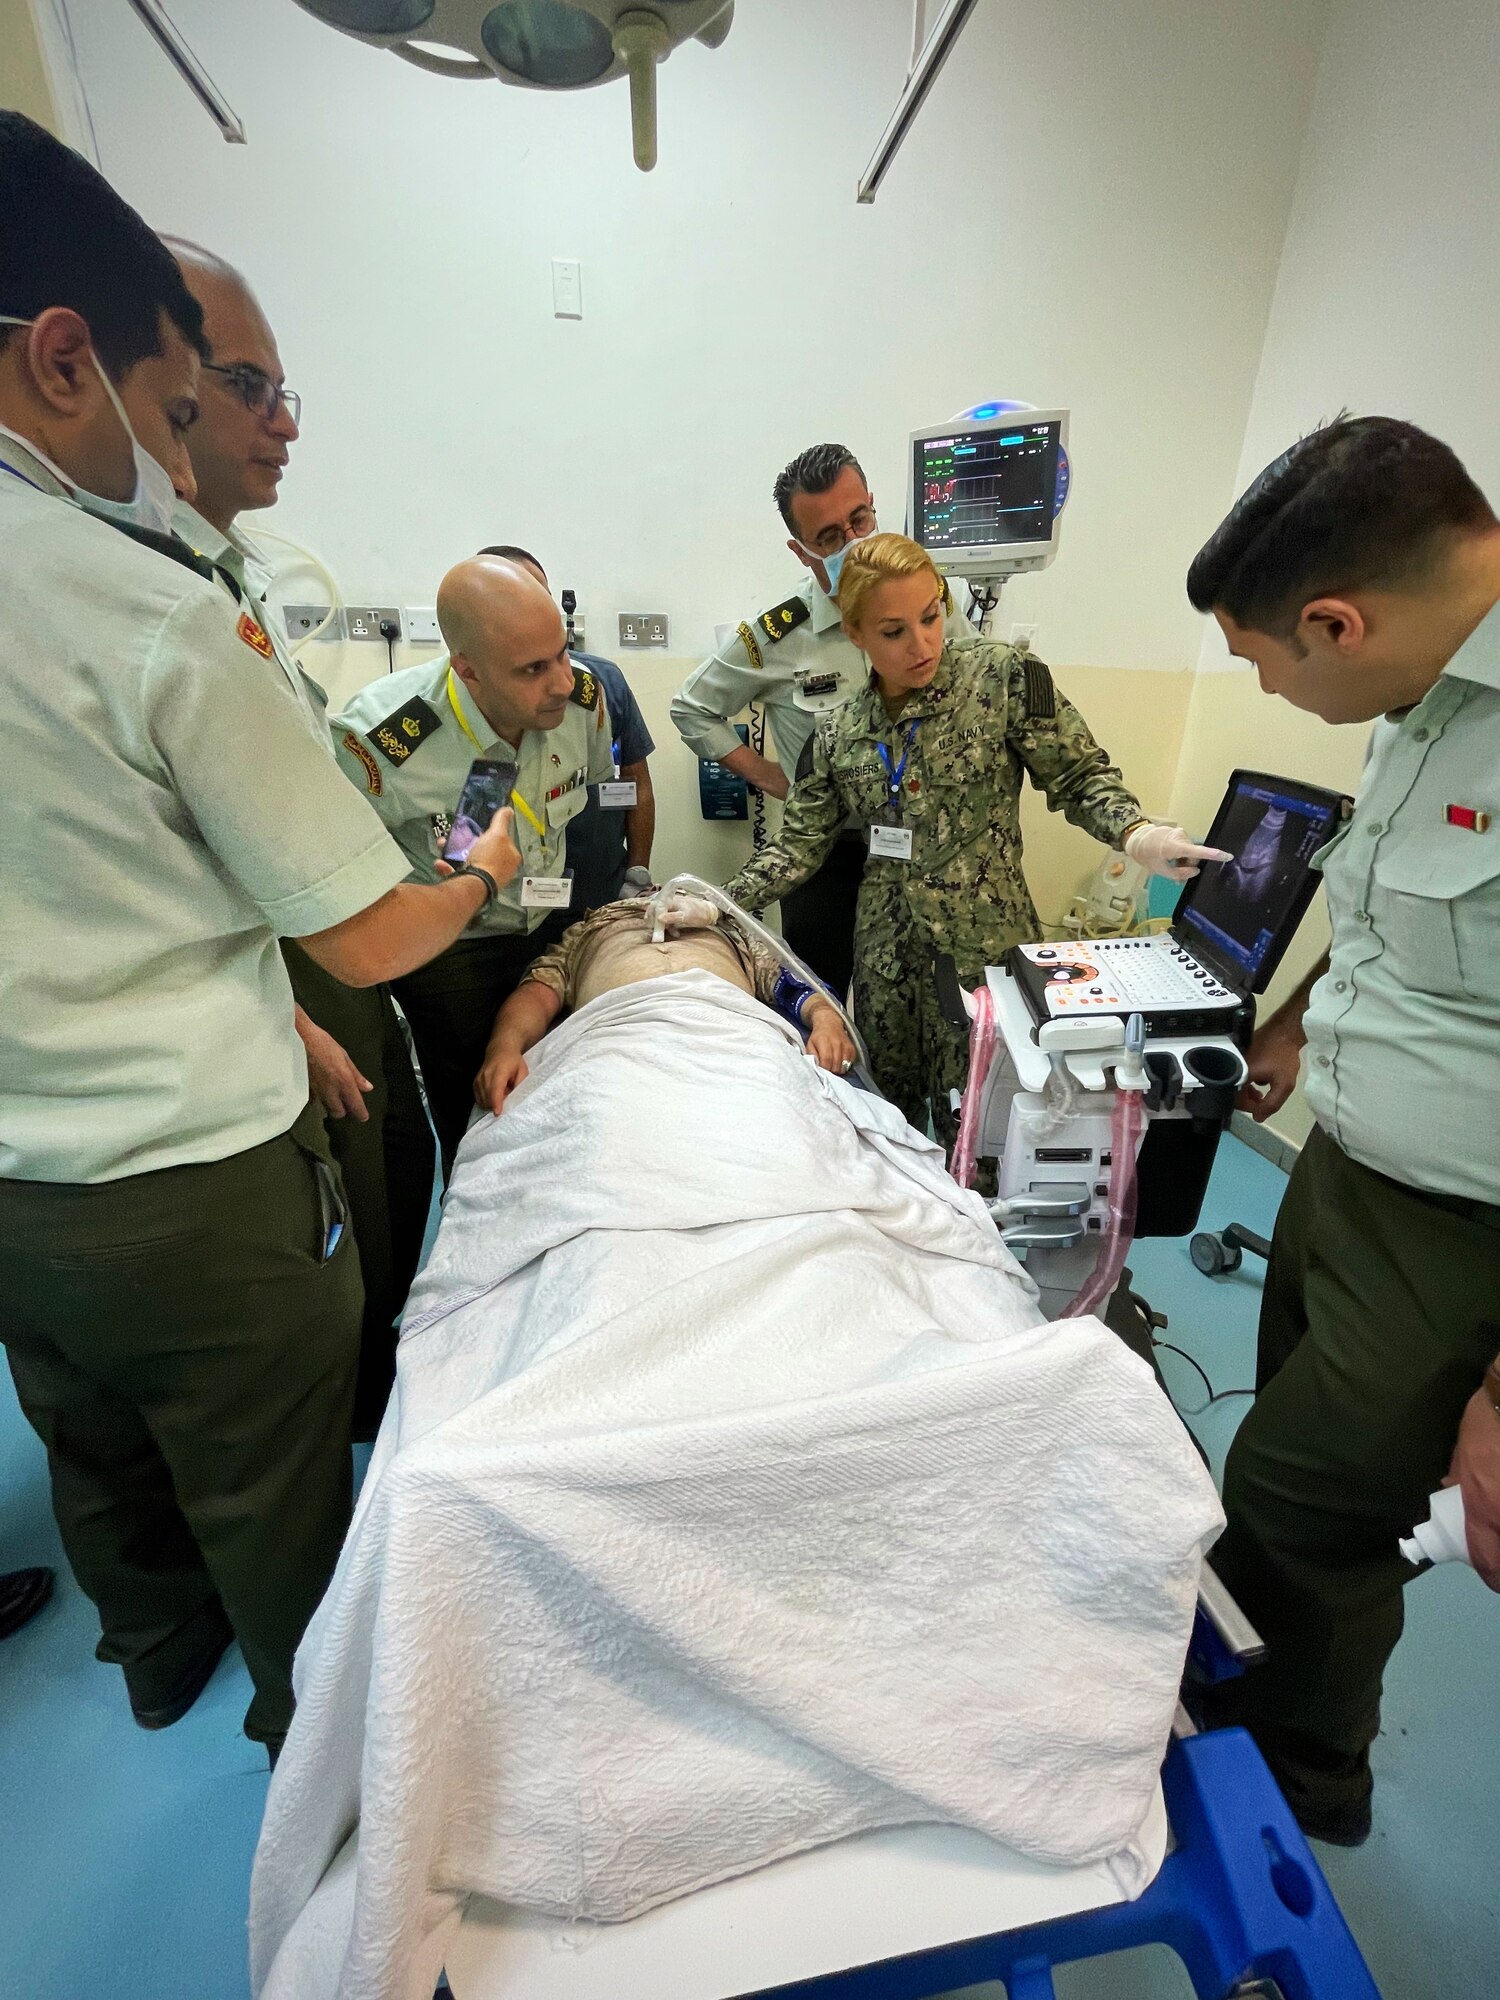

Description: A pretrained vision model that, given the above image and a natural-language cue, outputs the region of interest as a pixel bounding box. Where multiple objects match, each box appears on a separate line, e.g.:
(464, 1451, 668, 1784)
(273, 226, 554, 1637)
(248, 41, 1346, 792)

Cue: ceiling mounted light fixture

(292, 0, 734, 170)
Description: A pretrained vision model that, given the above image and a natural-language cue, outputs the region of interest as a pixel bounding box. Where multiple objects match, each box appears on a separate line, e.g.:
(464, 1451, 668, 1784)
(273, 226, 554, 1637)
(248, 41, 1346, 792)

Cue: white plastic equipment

(960, 962, 1245, 1321)
(1400, 1486, 1472, 1569)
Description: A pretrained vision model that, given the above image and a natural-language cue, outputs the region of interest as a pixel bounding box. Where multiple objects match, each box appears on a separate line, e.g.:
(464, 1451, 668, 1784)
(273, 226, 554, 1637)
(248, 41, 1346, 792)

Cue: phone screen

(443, 757, 517, 865)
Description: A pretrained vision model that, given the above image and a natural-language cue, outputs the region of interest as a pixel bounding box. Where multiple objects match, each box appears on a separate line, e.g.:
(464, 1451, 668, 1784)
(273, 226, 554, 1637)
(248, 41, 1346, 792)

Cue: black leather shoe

(1292, 1791, 1373, 1848)
(130, 1627, 233, 1730)
(0, 1566, 54, 1640)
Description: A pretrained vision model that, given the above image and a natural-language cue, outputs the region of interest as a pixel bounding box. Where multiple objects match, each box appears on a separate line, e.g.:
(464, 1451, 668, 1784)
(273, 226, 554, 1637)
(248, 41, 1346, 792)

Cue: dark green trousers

(0, 1101, 361, 1746)
(283, 944, 434, 1437)
(393, 930, 551, 1181)
(1207, 1124, 1500, 1818)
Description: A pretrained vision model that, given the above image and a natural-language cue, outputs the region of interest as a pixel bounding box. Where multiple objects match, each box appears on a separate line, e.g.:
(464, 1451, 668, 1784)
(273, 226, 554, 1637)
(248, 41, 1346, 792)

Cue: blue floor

(1, 1136, 1496, 1999)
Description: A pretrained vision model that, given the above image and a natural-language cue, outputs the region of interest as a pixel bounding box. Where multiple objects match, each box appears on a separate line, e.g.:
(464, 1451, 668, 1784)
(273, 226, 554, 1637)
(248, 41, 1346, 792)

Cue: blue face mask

(799, 522, 876, 601)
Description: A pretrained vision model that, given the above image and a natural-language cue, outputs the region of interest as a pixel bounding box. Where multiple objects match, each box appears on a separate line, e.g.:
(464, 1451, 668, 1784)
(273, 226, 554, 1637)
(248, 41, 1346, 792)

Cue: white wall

(1171, 0, 1500, 1143)
(61, 0, 1323, 684)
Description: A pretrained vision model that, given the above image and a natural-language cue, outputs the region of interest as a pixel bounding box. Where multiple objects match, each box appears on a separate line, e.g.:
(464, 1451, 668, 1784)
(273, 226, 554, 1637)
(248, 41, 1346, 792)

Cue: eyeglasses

(203, 361, 301, 426)
(806, 504, 877, 557)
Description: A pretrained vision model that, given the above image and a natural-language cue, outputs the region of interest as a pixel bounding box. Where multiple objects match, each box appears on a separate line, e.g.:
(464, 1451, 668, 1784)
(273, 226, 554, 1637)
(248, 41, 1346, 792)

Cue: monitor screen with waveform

(912, 420, 1062, 552)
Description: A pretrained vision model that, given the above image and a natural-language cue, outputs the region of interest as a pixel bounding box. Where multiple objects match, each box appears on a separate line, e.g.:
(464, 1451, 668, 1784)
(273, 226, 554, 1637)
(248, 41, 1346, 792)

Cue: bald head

(161, 233, 297, 531)
(439, 556, 574, 745)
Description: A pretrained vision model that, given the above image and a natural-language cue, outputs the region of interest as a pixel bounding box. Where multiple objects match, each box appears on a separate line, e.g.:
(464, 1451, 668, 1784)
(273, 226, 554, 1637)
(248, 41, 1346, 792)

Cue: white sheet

(250, 971, 1222, 2000)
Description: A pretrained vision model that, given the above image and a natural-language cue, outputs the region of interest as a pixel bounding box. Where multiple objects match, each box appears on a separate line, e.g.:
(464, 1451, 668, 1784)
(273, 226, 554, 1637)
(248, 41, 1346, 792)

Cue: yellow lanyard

(446, 670, 545, 839)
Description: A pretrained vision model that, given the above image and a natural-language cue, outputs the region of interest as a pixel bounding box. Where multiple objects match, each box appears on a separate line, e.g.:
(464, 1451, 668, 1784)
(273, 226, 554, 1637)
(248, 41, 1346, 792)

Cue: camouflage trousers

(852, 951, 978, 1163)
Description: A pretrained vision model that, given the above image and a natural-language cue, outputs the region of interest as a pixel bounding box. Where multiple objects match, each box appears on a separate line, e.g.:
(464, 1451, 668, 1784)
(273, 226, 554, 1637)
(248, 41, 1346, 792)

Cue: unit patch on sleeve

(758, 595, 811, 645)
(341, 731, 383, 794)
(368, 695, 442, 766)
(236, 610, 274, 659)
(570, 665, 600, 711)
(1022, 656, 1057, 721)
(737, 620, 764, 671)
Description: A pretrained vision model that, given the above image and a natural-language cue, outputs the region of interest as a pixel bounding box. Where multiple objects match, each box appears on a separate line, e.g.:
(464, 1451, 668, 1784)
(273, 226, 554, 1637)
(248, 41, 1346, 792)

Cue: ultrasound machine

(941, 770, 1349, 1317)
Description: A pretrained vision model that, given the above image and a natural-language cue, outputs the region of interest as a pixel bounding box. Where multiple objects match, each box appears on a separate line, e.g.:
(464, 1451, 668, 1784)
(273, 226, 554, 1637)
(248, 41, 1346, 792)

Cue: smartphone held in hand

(443, 757, 517, 865)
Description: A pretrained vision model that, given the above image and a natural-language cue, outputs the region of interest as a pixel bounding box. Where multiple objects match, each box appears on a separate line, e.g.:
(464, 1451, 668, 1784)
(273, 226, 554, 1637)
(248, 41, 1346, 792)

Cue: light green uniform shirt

(331, 653, 614, 936)
(1304, 603, 1500, 1203)
(172, 499, 332, 752)
(671, 572, 976, 775)
(0, 447, 408, 1183)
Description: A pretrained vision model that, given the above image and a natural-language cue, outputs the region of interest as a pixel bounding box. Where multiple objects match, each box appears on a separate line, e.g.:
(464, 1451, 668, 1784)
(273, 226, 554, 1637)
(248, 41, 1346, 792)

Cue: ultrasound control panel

(1009, 937, 1246, 1035)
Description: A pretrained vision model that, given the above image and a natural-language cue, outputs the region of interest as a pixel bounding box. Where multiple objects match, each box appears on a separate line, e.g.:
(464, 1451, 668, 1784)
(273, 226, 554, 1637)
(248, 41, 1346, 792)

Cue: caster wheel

(1191, 1231, 1241, 1276)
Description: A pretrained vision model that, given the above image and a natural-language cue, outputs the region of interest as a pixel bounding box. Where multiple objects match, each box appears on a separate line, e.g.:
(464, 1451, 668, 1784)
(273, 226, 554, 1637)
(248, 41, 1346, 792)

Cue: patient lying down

(474, 888, 858, 1114)
(249, 947, 1222, 2000)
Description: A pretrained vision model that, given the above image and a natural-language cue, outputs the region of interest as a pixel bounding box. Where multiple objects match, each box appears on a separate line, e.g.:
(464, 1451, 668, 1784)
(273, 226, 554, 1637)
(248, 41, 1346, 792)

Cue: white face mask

(0, 315, 179, 536)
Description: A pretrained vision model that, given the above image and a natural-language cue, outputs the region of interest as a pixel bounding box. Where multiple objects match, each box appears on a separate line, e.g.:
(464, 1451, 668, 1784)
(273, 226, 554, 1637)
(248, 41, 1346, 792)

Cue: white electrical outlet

(1009, 621, 1039, 651)
(552, 258, 582, 319)
(405, 606, 441, 645)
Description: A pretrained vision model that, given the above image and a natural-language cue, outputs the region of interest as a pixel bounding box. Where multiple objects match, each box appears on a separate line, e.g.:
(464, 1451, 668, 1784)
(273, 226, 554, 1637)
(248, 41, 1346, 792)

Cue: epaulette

(757, 595, 811, 645)
(570, 663, 600, 710)
(366, 694, 442, 767)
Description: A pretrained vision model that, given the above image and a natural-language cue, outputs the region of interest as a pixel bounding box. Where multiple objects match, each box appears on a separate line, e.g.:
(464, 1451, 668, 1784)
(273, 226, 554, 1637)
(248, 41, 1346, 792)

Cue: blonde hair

(837, 531, 952, 630)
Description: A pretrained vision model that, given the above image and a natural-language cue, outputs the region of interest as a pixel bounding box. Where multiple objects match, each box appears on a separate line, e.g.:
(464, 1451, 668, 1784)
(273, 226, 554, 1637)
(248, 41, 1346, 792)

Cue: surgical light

(291, 0, 735, 170)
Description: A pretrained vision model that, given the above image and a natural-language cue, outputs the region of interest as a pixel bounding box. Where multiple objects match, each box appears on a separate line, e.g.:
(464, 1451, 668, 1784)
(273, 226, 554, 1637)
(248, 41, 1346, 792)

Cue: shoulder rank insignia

(236, 610, 274, 659)
(758, 595, 811, 645)
(368, 694, 442, 766)
(736, 620, 764, 671)
(570, 665, 600, 711)
(342, 731, 383, 795)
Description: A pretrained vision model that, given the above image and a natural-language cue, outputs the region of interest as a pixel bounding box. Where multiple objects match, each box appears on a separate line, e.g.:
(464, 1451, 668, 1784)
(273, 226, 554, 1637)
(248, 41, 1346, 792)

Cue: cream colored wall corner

(0, 0, 63, 131)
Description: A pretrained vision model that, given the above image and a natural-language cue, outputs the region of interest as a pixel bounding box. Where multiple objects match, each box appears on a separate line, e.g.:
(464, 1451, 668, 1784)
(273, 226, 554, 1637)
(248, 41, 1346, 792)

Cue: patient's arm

(803, 996, 858, 1075)
(474, 980, 563, 1115)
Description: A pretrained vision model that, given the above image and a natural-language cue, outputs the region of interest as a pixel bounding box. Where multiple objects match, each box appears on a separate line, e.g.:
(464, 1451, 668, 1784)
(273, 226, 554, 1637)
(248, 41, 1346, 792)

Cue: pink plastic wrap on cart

(950, 980, 995, 1189)
(1065, 1083, 1143, 1316)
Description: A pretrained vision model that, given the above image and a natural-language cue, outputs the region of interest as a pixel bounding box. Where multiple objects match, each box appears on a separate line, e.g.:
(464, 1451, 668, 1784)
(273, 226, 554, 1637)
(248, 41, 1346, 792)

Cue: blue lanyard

(877, 720, 921, 814)
(0, 458, 47, 494)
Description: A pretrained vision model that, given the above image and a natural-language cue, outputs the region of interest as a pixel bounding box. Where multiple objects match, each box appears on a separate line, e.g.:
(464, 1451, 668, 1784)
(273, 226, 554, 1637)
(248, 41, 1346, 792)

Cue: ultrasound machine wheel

(1191, 1231, 1241, 1276)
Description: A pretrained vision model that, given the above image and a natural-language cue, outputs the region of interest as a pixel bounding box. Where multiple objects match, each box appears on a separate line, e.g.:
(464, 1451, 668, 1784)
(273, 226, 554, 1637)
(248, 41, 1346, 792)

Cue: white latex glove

(645, 888, 722, 942)
(1124, 821, 1234, 882)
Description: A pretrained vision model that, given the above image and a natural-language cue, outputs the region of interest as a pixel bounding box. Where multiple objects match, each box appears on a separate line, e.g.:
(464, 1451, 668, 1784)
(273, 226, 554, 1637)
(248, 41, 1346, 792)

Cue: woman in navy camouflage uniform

(727, 533, 1205, 1156)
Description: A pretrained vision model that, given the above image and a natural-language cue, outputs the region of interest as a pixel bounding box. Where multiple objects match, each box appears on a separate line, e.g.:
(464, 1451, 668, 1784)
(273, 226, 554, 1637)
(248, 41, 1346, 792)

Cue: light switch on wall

(552, 259, 582, 319)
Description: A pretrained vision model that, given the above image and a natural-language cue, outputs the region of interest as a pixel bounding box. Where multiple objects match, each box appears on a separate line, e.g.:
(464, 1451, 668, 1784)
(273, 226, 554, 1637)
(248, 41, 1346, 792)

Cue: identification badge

(598, 780, 638, 808)
(869, 824, 914, 860)
(521, 873, 574, 910)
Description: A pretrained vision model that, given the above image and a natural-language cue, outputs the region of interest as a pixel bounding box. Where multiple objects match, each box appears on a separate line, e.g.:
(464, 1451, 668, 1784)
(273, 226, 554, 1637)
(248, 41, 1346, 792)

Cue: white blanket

(250, 972, 1222, 2000)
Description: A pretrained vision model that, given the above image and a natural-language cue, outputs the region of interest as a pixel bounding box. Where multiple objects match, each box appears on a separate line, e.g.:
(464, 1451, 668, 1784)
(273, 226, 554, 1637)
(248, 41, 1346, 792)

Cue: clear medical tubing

(950, 980, 995, 1189)
(648, 874, 871, 1072)
(1064, 1079, 1143, 1318)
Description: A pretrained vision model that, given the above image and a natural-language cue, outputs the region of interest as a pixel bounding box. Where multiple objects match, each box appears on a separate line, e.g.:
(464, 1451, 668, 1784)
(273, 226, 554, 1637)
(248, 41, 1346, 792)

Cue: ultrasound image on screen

(1179, 784, 1337, 980)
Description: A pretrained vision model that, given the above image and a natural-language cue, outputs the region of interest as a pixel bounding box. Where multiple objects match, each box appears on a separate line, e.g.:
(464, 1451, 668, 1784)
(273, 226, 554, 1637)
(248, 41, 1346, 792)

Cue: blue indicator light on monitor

(973, 403, 1000, 418)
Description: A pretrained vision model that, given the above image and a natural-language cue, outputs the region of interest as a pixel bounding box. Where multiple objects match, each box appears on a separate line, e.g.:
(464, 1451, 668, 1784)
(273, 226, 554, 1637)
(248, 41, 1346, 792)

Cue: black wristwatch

(455, 863, 499, 909)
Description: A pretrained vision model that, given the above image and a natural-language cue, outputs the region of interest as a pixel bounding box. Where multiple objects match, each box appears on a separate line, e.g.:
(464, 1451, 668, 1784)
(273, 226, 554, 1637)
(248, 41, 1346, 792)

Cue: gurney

(252, 970, 1237, 2000)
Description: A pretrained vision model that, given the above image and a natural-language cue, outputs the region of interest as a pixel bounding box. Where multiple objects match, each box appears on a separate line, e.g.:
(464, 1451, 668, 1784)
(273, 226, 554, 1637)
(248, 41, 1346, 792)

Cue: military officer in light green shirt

(166, 235, 436, 1441)
(1185, 416, 1500, 1848)
(671, 441, 975, 998)
(0, 116, 520, 1759)
(333, 552, 615, 1173)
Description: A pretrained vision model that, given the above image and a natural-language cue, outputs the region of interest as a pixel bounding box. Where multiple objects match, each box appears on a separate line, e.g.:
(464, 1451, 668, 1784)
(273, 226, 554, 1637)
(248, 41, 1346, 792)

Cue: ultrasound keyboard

(1010, 938, 1242, 1030)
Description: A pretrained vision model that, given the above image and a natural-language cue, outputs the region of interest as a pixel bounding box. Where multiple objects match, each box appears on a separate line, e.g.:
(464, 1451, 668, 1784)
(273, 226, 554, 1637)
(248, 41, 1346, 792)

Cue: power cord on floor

(1152, 1336, 1255, 1420)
